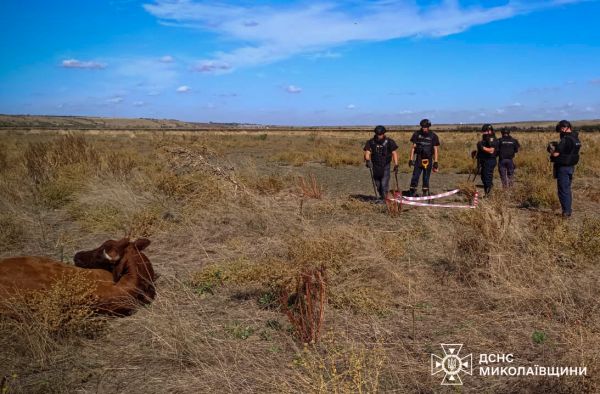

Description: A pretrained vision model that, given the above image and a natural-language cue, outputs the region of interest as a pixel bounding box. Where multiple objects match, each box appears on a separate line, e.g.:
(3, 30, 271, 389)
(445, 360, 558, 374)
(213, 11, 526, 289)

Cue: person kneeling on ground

(407, 119, 440, 197)
(476, 124, 498, 196)
(364, 125, 399, 202)
(497, 128, 520, 188)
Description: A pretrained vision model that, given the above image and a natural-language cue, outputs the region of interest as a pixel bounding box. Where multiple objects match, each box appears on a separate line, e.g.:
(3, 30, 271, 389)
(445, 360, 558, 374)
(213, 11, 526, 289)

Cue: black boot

(423, 188, 431, 203)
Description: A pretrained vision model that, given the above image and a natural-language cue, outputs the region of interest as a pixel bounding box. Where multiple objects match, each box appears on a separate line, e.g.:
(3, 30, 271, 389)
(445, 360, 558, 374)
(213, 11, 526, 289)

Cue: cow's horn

(103, 249, 120, 261)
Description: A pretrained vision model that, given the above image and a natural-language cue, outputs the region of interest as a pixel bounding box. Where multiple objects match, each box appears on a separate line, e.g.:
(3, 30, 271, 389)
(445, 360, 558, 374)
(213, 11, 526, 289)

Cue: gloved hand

(433, 161, 439, 172)
(365, 160, 373, 169)
(470, 150, 477, 159)
(408, 159, 414, 167)
(393, 164, 399, 173)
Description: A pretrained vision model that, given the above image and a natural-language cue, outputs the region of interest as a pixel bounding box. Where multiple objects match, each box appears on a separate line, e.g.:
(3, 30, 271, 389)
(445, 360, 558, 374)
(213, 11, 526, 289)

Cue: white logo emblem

(431, 344, 473, 385)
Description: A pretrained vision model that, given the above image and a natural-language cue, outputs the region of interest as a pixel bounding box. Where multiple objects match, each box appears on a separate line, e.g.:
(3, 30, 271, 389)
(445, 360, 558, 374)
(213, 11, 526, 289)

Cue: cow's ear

(134, 238, 151, 251)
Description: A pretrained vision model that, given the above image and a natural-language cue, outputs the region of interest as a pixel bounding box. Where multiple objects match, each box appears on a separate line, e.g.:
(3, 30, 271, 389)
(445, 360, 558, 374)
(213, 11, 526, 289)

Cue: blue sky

(1, 0, 599, 126)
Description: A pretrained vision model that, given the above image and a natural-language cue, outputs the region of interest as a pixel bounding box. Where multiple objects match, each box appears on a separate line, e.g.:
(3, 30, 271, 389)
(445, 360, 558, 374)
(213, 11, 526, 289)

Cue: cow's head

(74, 238, 130, 272)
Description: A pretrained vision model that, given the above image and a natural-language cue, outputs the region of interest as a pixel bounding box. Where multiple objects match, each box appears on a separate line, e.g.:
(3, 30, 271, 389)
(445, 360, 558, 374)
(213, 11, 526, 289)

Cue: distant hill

(1, 114, 599, 132)
(0, 115, 261, 130)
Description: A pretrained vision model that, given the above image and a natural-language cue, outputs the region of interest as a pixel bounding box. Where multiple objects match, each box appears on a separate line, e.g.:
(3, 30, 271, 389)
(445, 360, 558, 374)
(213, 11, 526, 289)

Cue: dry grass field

(0, 126, 599, 393)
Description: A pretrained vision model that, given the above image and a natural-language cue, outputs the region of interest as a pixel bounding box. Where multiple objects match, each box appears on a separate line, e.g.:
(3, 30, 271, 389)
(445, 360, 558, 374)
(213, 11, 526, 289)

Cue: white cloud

(285, 85, 302, 94)
(309, 51, 342, 60)
(133, 101, 146, 106)
(160, 55, 174, 63)
(61, 59, 106, 69)
(143, 0, 581, 72)
(193, 60, 232, 73)
(106, 97, 124, 104)
(346, 104, 356, 110)
(177, 85, 191, 93)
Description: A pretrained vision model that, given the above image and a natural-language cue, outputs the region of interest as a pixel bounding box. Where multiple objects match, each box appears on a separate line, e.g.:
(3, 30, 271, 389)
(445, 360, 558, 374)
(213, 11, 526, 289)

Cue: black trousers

(373, 164, 391, 200)
(498, 158, 515, 188)
(554, 165, 574, 215)
(480, 158, 497, 194)
(409, 158, 433, 192)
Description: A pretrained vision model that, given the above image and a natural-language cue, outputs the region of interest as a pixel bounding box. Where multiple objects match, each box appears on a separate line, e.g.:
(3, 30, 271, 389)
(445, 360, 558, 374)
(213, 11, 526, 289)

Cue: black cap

(557, 120, 572, 130)
(481, 124, 494, 132)
(374, 125, 387, 135)
(420, 119, 431, 128)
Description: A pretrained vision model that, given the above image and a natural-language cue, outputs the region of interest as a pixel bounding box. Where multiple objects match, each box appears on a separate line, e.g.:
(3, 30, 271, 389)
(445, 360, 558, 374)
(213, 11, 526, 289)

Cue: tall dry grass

(0, 129, 598, 393)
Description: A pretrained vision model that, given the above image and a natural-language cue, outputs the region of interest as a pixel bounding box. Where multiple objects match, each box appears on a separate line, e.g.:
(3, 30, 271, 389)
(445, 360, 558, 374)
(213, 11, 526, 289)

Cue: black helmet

(557, 120, 572, 130)
(501, 128, 510, 135)
(374, 125, 387, 135)
(481, 124, 494, 132)
(420, 119, 431, 128)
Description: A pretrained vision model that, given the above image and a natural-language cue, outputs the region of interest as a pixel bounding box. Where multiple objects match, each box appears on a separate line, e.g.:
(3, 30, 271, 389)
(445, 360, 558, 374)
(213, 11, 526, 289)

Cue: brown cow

(0, 238, 156, 315)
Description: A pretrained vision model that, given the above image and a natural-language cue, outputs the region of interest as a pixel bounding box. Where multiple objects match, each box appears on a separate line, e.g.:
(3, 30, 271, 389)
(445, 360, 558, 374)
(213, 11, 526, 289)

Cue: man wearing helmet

(549, 120, 581, 217)
(497, 127, 520, 188)
(407, 119, 440, 196)
(364, 125, 399, 202)
(476, 124, 499, 196)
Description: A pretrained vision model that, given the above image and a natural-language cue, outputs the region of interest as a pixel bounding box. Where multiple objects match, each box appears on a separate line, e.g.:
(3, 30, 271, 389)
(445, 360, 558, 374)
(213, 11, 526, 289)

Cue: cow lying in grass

(0, 238, 156, 315)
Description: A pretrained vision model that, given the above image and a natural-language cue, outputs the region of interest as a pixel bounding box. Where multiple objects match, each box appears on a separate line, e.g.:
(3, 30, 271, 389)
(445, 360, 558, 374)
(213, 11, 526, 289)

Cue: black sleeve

(514, 138, 520, 152)
(409, 132, 418, 144)
(388, 139, 398, 152)
(432, 133, 440, 146)
(363, 140, 371, 151)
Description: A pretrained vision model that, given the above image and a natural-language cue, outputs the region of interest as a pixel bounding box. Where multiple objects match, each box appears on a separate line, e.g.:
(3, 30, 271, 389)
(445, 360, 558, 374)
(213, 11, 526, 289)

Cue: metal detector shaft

(368, 167, 378, 198)
(394, 171, 400, 193)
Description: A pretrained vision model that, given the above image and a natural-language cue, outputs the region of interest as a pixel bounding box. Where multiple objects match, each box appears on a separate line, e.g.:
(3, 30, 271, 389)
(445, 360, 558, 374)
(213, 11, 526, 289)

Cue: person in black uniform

(476, 124, 498, 196)
(497, 128, 520, 188)
(364, 125, 399, 202)
(407, 119, 440, 196)
(549, 120, 581, 217)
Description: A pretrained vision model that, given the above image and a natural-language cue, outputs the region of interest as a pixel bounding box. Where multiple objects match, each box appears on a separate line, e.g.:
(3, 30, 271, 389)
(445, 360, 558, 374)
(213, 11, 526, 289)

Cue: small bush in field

(68, 202, 123, 232)
(297, 173, 323, 199)
(270, 151, 313, 166)
(291, 334, 386, 393)
(513, 174, 559, 210)
(36, 164, 87, 209)
(24, 142, 52, 184)
(100, 150, 140, 178)
(24, 135, 99, 185)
